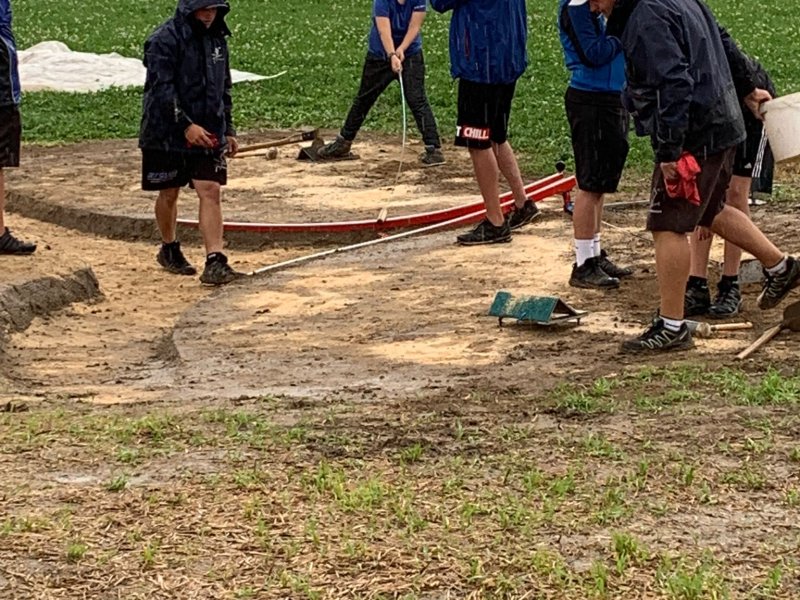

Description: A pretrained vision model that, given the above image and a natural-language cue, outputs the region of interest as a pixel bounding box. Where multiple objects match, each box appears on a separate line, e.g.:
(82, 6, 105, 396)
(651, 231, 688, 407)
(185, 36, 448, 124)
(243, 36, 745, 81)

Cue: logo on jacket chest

(211, 46, 224, 64)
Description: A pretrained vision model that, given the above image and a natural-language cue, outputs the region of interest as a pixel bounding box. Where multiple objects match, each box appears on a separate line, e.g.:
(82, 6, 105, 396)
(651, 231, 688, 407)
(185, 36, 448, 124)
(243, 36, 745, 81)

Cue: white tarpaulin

(18, 41, 276, 93)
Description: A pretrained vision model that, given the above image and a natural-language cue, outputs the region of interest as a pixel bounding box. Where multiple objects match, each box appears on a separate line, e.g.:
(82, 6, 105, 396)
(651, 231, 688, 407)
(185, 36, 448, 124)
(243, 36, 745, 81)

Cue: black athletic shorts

(455, 79, 516, 149)
(141, 150, 227, 191)
(647, 147, 736, 234)
(565, 87, 629, 194)
(734, 109, 774, 194)
(0, 106, 21, 168)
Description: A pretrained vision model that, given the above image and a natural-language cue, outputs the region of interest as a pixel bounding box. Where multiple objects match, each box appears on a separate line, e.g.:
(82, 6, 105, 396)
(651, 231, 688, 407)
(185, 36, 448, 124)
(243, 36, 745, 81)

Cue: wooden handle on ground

(236, 130, 318, 154)
(736, 323, 783, 360)
(712, 322, 754, 332)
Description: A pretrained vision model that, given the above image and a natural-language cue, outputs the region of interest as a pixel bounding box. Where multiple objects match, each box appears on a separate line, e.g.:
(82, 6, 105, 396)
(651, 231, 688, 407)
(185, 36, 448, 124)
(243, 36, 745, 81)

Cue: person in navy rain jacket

(0, 0, 36, 255)
(431, 0, 541, 246)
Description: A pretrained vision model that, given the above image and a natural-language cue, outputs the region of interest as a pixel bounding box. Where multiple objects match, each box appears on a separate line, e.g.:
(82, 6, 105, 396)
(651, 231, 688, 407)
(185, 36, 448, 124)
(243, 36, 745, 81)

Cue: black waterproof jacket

(139, 0, 235, 153)
(613, 0, 754, 162)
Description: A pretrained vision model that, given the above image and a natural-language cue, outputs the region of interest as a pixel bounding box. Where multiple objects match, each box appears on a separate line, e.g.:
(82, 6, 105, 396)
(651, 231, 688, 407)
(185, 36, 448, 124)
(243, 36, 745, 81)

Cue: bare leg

(469, 147, 504, 226)
(710, 204, 782, 269)
(492, 141, 527, 208)
(155, 188, 180, 243)
(573, 190, 603, 240)
(194, 180, 224, 255)
(654, 231, 691, 319)
(721, 175, 751, 276)
(689, 231, 713, 279)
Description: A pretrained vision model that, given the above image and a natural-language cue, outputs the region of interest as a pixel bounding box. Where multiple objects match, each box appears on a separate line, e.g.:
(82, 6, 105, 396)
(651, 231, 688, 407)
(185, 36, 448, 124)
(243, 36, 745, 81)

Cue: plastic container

(761, 92, 800, 163)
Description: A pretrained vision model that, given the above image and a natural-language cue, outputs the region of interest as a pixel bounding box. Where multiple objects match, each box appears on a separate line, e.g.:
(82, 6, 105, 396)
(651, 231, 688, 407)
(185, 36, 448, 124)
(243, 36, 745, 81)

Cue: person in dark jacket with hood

(0, 0, 36, 255)
(599, 0, 800, 353)
(431, 0, 540, 245)
(139, 0, 242, 285)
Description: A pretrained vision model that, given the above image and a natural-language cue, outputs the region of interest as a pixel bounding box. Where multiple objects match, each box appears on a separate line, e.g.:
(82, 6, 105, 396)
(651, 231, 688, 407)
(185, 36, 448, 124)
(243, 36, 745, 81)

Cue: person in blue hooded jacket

(139, 0, 242, 285)
(559, 0, 631, 289)
(0, 0, 36, 255)
(431, 0, 540, 245)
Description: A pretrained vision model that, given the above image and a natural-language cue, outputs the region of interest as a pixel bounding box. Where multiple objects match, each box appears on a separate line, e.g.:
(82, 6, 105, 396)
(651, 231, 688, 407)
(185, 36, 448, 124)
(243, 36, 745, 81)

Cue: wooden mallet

(736, 300, 800, 360)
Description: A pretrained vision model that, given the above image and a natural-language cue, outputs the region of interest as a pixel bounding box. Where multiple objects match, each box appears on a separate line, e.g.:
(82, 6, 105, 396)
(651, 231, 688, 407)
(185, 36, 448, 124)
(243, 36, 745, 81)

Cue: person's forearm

(397, 12, 425, 53)
(375, 17, 395, 56)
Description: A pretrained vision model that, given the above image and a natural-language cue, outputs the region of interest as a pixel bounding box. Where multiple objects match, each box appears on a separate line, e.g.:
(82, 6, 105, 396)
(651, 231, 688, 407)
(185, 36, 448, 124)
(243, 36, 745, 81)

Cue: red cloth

(665, 152, 702, 206)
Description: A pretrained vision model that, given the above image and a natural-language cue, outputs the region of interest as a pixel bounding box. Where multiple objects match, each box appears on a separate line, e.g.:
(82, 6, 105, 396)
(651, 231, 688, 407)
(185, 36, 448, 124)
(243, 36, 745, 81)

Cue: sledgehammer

(686, 320, 753, 338)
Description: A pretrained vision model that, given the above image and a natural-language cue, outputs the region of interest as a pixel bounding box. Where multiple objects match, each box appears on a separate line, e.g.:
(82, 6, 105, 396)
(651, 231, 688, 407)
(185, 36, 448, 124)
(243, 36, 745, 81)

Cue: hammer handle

(712, 322, 754, 332)
(237, 130, 318, 153)
(736, 323, 783, 360)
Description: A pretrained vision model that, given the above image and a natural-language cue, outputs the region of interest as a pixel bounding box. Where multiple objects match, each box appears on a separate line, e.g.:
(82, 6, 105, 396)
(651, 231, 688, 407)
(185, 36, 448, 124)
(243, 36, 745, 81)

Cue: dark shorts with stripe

(455, 79, 517, 149)
(734, 109, 774, 195)
(565, 87, 630, 194)
(141, 150, 227, 191)
(647, 147, 736, 234)
(0, 105, 21, 168)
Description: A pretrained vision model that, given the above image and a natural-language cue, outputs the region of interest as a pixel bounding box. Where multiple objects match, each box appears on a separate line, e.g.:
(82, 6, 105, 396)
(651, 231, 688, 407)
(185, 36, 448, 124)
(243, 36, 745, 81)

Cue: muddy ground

(1, 134, 799, 598)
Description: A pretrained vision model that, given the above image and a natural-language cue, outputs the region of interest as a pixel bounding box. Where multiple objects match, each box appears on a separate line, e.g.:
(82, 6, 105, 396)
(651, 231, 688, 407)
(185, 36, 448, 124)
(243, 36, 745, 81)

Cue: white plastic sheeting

(18, 41, 275, 93)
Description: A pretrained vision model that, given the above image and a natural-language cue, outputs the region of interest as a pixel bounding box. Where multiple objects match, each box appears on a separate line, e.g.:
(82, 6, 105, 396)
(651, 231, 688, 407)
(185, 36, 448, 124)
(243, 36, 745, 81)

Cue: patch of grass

(720, 465, 768, 491)
(656, 554, 729, 600)
(141, 540, 159, 569)
(106, 474, 129, 492)
(398, 442, 425, 465)
(710, 368, 800, 406)
(551, 379, 618, 416)
(66, 541, 88, 563)
(612, 532, 649, 575)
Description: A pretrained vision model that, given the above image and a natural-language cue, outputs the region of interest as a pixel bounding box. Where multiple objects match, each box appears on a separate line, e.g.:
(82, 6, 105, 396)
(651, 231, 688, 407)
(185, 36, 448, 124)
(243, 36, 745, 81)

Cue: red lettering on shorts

(456, 125, 491, 141)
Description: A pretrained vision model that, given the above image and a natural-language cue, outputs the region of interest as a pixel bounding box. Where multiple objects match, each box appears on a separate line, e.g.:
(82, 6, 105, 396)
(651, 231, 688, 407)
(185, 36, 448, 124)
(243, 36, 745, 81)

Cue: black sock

(687, 275, 708, 289)
(206, 252, 226, 265)
(719, 274, 739, 288)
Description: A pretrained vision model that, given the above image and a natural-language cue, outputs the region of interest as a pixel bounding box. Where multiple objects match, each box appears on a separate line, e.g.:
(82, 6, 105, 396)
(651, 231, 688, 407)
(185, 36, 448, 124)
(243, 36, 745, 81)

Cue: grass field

(13, 0, 800, 174)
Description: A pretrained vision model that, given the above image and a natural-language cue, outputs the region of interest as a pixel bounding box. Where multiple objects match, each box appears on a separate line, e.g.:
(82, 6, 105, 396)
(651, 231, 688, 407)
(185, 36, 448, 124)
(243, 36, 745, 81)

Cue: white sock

(766, 255, 788, 275)
(575, 239, 595, 267)
(662, 317, 683, 332)
(593, 233, 601, 257)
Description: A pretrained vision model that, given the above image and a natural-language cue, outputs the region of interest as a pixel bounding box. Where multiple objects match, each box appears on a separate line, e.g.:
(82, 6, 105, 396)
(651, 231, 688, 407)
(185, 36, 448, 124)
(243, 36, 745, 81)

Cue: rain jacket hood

(138, 0, 235, 153)
(0, 0, 21, 107)
(614, 0, 749, 162)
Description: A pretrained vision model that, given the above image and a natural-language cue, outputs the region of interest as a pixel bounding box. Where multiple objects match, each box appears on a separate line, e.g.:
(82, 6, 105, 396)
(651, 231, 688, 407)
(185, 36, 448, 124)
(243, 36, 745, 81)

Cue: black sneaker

(507, 200, 540, 230)
(0, 227, 36, 255)
(757, 256, 800, 310)
(420, 146, 445, 167)
(684, 277, 711, 317)
(317, 135, 352, 159)
(569, 256, 620, 289)
(621, 318, 695, 353)
(708, 278, 742, 318)
(597, 249, 633, 279)
(456, 219, 511, 246)
(199, 253, 245, 286)
(157, 241, 197, 276)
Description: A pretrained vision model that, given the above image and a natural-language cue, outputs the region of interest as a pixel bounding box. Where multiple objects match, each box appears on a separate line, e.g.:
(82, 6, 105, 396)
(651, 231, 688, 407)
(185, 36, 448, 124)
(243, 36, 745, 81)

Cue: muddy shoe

(507, 200, 540, 230)
(570, 256, 620, 289)
(157, 241, 196, 276)
(708, 278, 742, 318)
(598, 249, 633, 279)
(0, 227, 36, 255)
(456, 218, 511, 246)
(684, 277, 711, 317)
(317, 135, 352, 160)
(757, 255, 800, 310)
(200, 253, 245, 286)
(420, 146, 445, 167)
(621, 318, 694, 353)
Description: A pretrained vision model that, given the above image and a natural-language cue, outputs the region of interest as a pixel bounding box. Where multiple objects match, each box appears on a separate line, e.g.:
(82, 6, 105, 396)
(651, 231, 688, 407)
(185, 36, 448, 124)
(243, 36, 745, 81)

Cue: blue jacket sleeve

(430, 0, 465, 13)
(562, 1, 622, 67)
(143, 32, 194, 132)
(626, 12, 693, 162)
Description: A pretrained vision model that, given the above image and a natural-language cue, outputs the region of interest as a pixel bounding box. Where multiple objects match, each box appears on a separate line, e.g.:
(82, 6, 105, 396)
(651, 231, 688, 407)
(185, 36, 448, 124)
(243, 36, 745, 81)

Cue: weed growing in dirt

(65, 541, 88, 563)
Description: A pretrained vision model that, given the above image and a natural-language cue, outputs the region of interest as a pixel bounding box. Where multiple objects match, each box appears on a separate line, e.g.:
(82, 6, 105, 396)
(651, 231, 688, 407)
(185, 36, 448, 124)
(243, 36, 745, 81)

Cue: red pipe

(177, 173, 575, 234)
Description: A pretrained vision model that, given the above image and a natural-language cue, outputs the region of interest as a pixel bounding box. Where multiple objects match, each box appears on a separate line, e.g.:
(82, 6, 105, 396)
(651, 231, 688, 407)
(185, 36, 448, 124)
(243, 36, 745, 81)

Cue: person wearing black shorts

(431, 0, 538, 245)
(559, 0, 630, 288)
(685, 56, 777, 319)
(0, 0, 35, 255)
(139, 0, 242, 285)
(609, 0, 800, 353)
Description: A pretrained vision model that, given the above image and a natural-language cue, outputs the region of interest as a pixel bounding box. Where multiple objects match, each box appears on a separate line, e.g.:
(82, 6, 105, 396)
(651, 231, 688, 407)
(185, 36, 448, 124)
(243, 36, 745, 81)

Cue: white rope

(395, 71, 408, 189)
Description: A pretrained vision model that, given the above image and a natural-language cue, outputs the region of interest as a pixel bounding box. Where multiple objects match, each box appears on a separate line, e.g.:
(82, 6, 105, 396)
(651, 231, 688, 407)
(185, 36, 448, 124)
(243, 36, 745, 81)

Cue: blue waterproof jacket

(0, 0, 21, 107)
(614, 0, 753, 162)
(558, 0, 624, 93)
(139, 0, 235, 153)
(430, 0, 527, 85)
